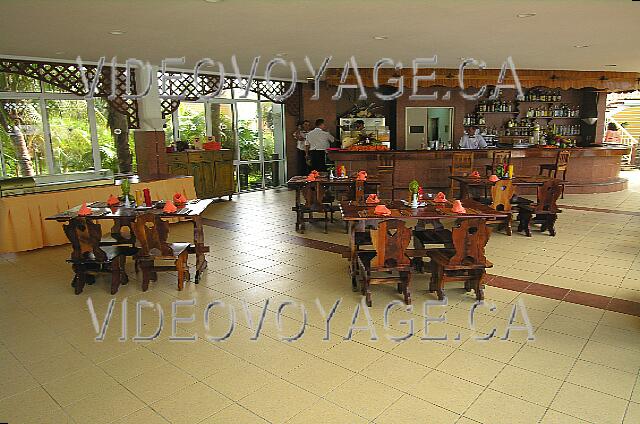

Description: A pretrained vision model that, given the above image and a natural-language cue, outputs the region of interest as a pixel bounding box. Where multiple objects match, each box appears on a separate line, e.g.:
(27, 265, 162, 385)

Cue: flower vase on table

(408, 180, 420, 209)
(411, 193, 419, 208)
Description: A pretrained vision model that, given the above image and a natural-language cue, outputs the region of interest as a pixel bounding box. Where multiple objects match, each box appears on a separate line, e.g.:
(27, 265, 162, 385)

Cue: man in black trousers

(304, 118, 335, 172)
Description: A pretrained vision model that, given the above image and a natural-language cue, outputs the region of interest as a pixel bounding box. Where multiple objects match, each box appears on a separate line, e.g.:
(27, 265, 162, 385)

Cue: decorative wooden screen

(0, 59, 140, 128)
(158, 70, 293, 117)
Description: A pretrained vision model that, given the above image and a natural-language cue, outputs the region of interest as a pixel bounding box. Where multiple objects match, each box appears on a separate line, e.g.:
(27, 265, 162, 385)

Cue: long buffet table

(0, 176, 196, 254)
(328, 146, 630, 199)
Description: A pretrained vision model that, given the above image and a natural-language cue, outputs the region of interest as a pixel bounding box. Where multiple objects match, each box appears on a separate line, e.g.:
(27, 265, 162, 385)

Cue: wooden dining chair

(352, 219, 412, 307)
(485, 150, 512, 176)
(133, 213, 191, 291)
(427, 218, 492, 301)
(539, 150, 570, 198)
(63, 217, 133, 295)
(489, 179, 515, 235)
(450, 152, 474, 198)
(411, 223, 454, 273)
(377, 156, 395, 200)
(298, 181, 339, 233)
(517, 179, 562, 237)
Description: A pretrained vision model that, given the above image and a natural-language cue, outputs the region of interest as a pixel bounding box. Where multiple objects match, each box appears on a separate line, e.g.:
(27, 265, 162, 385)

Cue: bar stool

(485, 150, 512, 176)
(449, 152, 474, 198)
(539, 150, 570, 197)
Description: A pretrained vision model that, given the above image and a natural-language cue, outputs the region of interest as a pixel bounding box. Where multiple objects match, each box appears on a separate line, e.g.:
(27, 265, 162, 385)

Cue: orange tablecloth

(0, 176, 197, 254)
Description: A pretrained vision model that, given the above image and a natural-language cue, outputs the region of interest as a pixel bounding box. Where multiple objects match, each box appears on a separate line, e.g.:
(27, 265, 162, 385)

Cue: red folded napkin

(452, 200, 467, 213)
(306, 174, 316, 182)
(366, 194, 380, 204)
(310, 170, 320, 177)
(173, 192, 187, 204)
(434, 192, 447, 203)
(356, 170, 367, 181)
(488, 174, 499, 182)
(107, 194, 119, 206)
(78, 202, 92, 216)
(374, 204, 392, 216)
(163, 201, 178, 213)
(469, 171, 481, 178)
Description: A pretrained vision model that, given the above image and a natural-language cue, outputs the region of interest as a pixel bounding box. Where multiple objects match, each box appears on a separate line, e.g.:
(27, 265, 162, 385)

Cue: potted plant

(409, 180, 420, 208)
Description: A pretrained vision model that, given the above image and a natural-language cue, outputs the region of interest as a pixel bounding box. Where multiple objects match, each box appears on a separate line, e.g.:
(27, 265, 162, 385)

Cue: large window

(167, 90, 287, 192)
(0, 72, 134, 178)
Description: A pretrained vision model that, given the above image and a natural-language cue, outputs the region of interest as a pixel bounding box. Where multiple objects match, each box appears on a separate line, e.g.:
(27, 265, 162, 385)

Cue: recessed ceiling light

(573, 44, 590, 48)
(204, 0, 222, 3)
(516, 13, 536, 18)
(373, 36, 388, 40)
(109, 30, 125, 35)
(275, 52, 288, 57)
(55, 51, 64, 55)
(605, 64, 617, 67)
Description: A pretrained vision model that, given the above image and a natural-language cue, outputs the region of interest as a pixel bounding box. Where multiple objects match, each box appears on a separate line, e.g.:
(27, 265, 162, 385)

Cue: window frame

(0, 78, 111, 178)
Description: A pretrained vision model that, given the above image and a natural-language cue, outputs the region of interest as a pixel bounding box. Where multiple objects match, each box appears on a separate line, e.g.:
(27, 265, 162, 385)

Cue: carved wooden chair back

(535, 179, 562, 213)
(451, 152, 474, 176)
(555, 150, 570, 172)
(133, 213, 174, 257)
(449, 218, 491, 266)
(379, 155, 394, 169)
(491, 150, 512, 172)
(354, 179, 365, 202)
(369, 219, 412, 269)
(491, 179, 514, 212)
(64, 218, 107, 262)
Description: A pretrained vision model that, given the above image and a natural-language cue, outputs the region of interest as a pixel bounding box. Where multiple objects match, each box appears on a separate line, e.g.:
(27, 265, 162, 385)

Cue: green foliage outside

(1, 70, 282, 188)
(0, 72, 134, 177)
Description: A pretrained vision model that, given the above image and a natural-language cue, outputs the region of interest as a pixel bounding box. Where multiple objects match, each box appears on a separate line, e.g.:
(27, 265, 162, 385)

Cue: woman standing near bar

(293, 120, 311, 175)
(604, 122, 621, 143)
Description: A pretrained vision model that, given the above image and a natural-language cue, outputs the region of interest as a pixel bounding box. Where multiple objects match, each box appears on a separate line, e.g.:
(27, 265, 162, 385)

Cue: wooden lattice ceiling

(158, 71, 292, 117)
(0, 59, 140, 128)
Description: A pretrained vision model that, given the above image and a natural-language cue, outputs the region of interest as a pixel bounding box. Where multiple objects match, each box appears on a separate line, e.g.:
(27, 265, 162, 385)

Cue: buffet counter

(328, 146, 630, 199)
(0, 176, 196, 254)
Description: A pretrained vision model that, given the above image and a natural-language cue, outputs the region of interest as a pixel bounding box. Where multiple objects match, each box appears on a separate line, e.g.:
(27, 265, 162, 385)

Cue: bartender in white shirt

(304, 118, 335, 171)
(459, 126, 487, 149)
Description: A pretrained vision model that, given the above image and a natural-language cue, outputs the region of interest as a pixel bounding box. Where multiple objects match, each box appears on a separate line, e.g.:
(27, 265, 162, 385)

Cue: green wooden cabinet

(167, 150, 234, 200)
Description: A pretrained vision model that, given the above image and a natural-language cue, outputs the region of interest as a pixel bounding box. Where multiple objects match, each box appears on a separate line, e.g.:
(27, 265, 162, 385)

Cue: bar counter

(328, 146, 630, 199)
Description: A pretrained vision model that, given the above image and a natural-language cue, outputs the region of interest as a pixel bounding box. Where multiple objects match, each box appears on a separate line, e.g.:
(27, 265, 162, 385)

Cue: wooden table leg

(294, 187, 303, 232)
(348, 221, 358, 291)
(191, 216, 208, 283)
(460, 182, 469, 199)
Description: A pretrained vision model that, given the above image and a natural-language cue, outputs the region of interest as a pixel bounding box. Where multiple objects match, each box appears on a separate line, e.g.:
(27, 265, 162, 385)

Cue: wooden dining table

(46, 199, 213, 282)
(287, 174, 381, 231)
(449, 175, 557, 199)
(340, 198, 508, 274)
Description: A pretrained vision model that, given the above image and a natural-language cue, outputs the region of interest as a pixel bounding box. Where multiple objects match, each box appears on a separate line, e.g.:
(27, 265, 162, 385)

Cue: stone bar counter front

(328, 146, 629, 200)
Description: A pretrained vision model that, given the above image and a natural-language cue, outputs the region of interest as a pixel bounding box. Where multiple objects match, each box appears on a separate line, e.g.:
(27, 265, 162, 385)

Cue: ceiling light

(573, 44, 590, 48)
(516, 13, 536, 18)
(373, 36, 388, 40)
(55, 51, 64, 55)
(275, 52, 288, 57)
(109, 30, 125, 35)
(204, 0, 223, 3)
(605, 64, 617, 67)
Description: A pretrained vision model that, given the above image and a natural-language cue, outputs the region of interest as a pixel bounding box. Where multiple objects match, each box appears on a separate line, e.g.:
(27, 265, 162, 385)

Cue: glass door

(261, 101, 286, 188)
(235, 101, 262, 190)
(208, 96, 286, 192)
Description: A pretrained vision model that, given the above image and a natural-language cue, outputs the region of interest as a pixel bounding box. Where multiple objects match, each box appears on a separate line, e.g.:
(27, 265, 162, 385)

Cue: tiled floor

(2, 172, 640, 423)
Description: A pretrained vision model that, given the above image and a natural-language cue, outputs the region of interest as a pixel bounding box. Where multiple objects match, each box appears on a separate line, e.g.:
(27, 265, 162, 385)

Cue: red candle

(143, 188, 152, 206)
